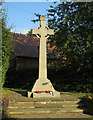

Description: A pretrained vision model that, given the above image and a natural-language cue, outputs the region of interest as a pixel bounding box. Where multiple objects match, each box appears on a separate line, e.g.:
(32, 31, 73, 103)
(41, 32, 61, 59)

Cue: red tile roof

(12, 33, 56, 58)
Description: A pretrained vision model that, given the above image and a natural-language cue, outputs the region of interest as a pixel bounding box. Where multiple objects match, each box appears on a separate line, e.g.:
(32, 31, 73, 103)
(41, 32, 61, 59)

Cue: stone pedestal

(33, 91, 60, 98)
(28, 78, 60, 98)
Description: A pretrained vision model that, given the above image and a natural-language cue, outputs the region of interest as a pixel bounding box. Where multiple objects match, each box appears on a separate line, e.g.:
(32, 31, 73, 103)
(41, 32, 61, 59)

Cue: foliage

(0, 97, 9, 108)
(2, 8, 14, 87)
(0, 2, 2, 91)
(4, 68, 93, 93)
(47, 2, 93, 67)
(0, 97, 9, 119)
(82, 94, 93, 103)
(27, 29, 36, 37)
(4, 68, 38, 90)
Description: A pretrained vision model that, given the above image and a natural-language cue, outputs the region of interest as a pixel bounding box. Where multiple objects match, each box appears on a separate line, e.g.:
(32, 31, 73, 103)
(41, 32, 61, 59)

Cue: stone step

(34, 101, 82, 108)
(8, 107, 84, 115)
(9, 101, 34, 106)
(9, 100, 80, 104)
(34, 103, 79, 108)
(8, 112, 92, 119)
(9, 103, 80, 109)
(34, 100, 80, 104)
(8, 100, 82, 109)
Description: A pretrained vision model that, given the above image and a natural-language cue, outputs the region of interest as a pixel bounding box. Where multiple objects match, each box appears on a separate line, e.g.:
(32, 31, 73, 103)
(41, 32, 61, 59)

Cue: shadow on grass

(9, 89, 28, 98)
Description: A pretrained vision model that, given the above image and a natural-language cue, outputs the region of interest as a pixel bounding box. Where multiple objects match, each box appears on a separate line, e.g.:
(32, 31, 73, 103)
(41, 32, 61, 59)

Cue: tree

(47, 2, 93, 68)
(2, 6, 14, 87)
(27, 29, 36, 37)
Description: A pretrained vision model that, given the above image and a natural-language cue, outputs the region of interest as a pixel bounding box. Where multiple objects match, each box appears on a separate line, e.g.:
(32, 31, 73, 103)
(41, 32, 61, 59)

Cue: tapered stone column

(28, 16, 60, 98)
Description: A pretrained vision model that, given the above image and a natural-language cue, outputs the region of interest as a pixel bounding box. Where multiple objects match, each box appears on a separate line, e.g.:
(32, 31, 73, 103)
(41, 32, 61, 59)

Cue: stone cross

(28, 16, 60, 98)
(32, 16, 54, 80)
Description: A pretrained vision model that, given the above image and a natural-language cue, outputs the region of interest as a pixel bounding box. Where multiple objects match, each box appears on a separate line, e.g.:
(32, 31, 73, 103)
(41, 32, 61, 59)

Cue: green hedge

(2, 9, 14, 87)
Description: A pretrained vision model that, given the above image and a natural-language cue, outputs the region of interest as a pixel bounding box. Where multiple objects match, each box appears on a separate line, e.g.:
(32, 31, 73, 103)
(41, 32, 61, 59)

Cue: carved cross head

(32, 16, 54, 39)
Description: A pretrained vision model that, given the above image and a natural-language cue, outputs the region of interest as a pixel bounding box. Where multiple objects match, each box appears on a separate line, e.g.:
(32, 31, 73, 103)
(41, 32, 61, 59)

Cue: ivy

(2, 7, 14, 87)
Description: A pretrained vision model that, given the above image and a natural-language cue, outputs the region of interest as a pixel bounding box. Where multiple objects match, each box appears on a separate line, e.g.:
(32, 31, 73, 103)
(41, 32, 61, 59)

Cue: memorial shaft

(39, 35, 47, 79)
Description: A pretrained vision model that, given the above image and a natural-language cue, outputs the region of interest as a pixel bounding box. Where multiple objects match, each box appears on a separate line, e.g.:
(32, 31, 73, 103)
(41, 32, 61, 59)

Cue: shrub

(82, 94, 93, 103)
(0, 97, 9, 119)
(2, 8, 14, 87)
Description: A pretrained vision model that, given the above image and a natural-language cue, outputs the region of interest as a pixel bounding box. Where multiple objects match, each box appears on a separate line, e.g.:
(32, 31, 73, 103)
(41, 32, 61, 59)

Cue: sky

(3, 1, 58, 34)
(3, 0, 91, 34)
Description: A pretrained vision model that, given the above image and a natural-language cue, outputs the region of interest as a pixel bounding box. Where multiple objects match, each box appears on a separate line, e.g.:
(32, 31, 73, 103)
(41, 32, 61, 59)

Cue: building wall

(15, 57, 57, 70)
(16, 57, 39, 70)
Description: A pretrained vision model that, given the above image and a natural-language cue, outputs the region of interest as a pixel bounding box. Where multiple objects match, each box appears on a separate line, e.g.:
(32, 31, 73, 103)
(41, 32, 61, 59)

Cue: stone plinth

(33, 91, 60, 98)
(28, 78, 60, 98)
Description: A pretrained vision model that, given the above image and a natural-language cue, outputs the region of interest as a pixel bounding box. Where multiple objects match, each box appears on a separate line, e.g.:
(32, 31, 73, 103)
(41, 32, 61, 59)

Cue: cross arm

(45, 25, 54, 35)
(32, 25, 40, 35)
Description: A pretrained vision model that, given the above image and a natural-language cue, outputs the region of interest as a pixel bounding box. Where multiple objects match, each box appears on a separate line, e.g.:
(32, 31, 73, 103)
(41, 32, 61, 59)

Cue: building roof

(12, 33, 56, 59)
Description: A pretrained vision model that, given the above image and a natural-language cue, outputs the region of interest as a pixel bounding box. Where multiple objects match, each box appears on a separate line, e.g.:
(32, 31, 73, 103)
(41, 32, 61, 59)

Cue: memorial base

(28, 91, 60, 98)
(27, 78, 60, 98)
